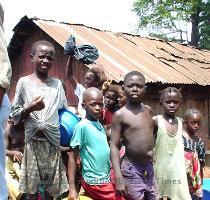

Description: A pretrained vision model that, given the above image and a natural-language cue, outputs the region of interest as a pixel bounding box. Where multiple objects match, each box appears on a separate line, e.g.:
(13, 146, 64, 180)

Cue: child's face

(118, 87, 127, 108)
(83, 93, 104, 120)
(161, 92, 181, 116)
(31, 44, 55, 75)
(123, 75, 145, 103)
(185, 113, 201, 134)
(104, 91, 118, 111)
(84, 72, 98, 88)
(7, 117, 14, 127)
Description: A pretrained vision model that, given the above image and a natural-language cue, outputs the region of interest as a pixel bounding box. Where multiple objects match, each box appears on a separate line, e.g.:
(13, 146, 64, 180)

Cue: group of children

(4, 39, 206, 200)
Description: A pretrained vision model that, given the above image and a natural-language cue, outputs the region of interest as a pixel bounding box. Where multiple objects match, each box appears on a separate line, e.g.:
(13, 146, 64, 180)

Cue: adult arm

(4, 125, 10, 150)
(110, 111, 127, 196)
(66, 55, 77, 89)
(67, 148, 79, 200)
(0, 87, 5, 108)
(0, 23, 12, 107)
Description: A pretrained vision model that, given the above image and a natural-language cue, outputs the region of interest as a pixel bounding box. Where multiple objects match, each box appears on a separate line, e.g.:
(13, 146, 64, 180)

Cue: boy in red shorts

(68, 87, 124, 200)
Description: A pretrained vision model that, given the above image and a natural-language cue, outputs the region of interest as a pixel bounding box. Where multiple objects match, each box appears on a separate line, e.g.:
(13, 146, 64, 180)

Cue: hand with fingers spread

(12, 151, 23, 163)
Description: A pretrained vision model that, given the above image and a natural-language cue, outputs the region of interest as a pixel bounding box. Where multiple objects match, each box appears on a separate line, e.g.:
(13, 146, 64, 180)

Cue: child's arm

(67, 147, 79, 200)
(66, 56, 77, 89)
(110, 111, 127, 197)
(4, 127, 23, 163)
(152, 116, 158, 142)
(21, 96, 45, 120)
(60, 146, 71, 152)
(197, 138, 206, 181)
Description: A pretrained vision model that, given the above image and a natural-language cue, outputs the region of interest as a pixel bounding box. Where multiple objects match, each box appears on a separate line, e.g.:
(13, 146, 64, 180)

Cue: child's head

(82, 87, 104, 121)
(30, 40, 55, 76)
(104, 85, 118, 111)
(117, 83, 127, 108)
(84, 67, 107, 90)
(123, 71, 146, 103)
(160, 87, 182, 116)
(184, 108, 202, 135)
(7, 115, 14, 128)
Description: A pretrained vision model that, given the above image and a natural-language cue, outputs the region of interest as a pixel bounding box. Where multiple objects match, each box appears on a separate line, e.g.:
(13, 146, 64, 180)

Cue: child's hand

(68, 189, 79, 200)
(30, 96, 45, 111)
(12, 151, 23, 163)
(115, 176, 128, 197)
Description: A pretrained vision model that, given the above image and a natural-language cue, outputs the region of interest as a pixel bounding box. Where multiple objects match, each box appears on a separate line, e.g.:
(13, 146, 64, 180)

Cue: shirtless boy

(111, 71, 157, 200)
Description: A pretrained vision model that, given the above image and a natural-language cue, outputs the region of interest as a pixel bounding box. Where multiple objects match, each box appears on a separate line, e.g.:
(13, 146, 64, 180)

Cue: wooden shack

(8, 16, 210, 149)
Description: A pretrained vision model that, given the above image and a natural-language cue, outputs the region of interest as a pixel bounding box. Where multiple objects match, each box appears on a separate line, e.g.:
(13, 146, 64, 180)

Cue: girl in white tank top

(153, 87, 191, 200)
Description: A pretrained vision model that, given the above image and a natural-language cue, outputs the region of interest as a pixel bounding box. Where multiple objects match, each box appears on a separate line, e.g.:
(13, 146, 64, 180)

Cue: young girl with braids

(153, 87, 191, 200)
(183, 108, 206, 200)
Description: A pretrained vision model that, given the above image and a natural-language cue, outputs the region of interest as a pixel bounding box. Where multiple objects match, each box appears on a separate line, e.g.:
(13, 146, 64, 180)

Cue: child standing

(102, 85, 118, 126)
(101, 85, 118, 142)
(183, 108, 206, 200)
(66, 56, 107, 118)
(111, 71, 158, 200)
(4, 117, 24, 200)
(11, 40, 68, 199)
(153, 87, 191, 200)
(68, 87, 124, 200)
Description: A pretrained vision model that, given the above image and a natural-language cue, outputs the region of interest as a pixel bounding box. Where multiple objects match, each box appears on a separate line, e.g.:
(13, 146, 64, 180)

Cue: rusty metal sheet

(34, 19, 210, 85)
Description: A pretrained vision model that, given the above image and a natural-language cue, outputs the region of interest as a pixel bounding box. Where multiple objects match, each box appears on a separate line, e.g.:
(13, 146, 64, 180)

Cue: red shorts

(82, 179, 125, 200)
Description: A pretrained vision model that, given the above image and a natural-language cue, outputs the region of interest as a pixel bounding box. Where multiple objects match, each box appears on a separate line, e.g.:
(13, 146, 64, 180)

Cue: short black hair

(31, 40, 55, 55)
(184, 108, 201, 120)
(103, 84, 119, 96)
(124, 71, 145, 85)
(160, 87, 182, 101)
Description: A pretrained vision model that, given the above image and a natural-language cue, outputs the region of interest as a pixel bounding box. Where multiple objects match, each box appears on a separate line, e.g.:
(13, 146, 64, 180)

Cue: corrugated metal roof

(32, 18, 210, 85)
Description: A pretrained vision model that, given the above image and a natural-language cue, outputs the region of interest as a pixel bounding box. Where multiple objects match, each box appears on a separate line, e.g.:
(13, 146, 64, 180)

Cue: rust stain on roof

(33, 18, 210, 85)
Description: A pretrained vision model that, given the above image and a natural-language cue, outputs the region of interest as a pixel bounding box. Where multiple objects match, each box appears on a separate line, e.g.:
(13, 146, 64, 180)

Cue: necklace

(168, 119, 173, 123)
(163, 115, 176, 124)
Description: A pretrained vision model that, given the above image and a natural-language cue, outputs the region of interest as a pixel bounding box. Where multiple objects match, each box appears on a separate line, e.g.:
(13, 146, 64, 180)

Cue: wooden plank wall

(144, 84, 210, 150)
(8, 29, 210, 149)
(8, 30, 89, 106)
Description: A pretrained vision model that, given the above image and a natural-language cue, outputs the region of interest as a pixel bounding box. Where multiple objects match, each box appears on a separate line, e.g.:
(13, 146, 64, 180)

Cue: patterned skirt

(184, 151, 203, 198)
(19, 138, 68, 197)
